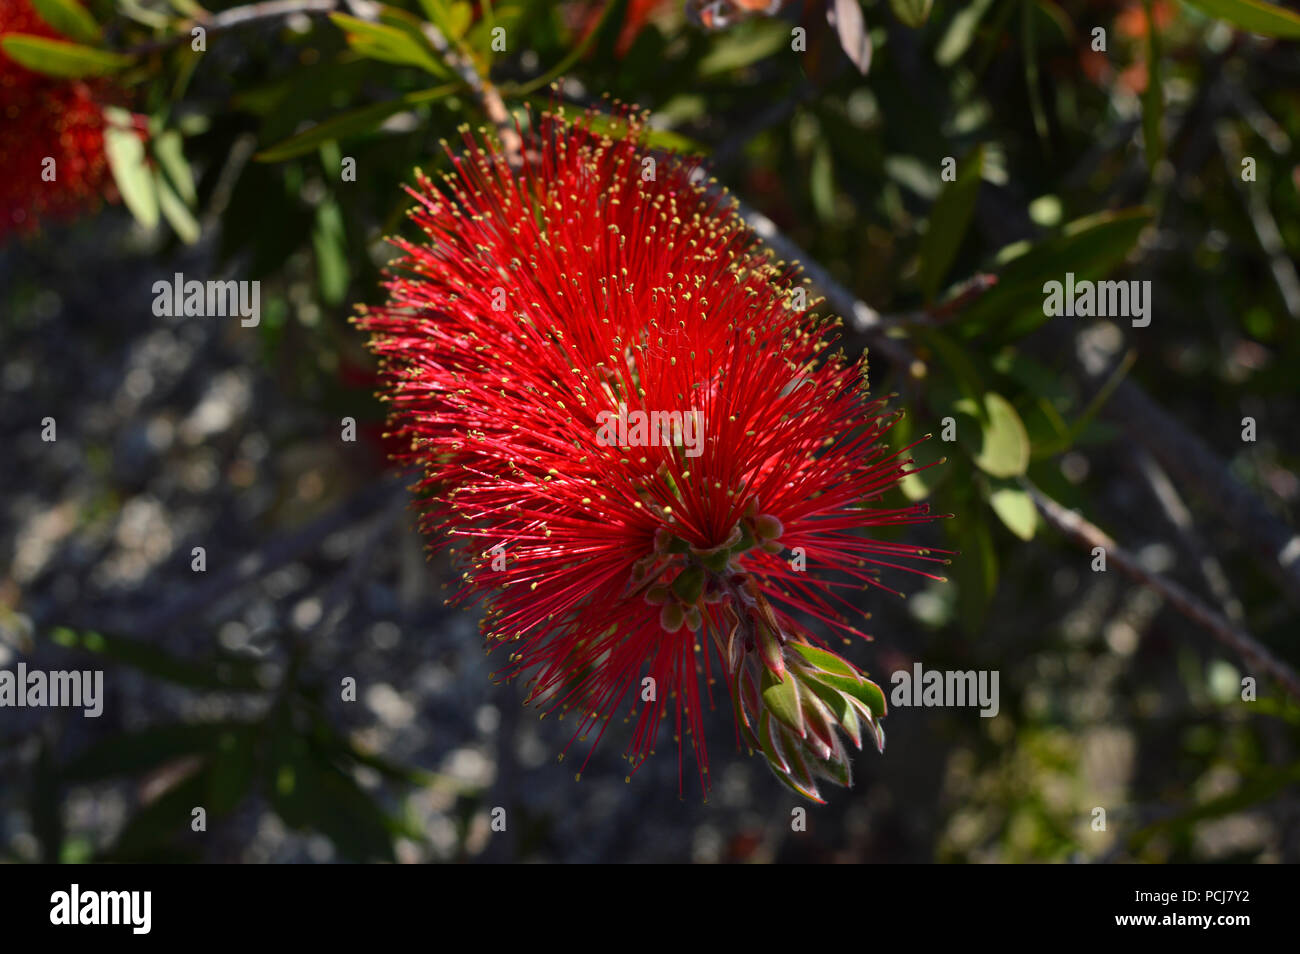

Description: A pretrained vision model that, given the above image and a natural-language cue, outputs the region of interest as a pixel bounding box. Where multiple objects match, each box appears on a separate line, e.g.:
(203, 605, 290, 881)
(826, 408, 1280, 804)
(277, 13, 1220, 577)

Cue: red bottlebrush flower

(0, 0, 115, 239)
(357, 108, 948, 800)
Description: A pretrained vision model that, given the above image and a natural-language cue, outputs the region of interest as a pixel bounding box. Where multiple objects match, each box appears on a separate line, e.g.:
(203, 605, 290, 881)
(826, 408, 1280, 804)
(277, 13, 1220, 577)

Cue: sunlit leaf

(1180, 0, 1300, 37)
(31, 0, 101, 43)
(0, 34, 131, 77)
(955, 392, 1030, 478)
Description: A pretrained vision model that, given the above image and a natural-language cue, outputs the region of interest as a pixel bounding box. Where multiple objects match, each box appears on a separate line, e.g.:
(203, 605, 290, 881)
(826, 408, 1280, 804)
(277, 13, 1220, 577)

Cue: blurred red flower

(0, 0, 115, 239)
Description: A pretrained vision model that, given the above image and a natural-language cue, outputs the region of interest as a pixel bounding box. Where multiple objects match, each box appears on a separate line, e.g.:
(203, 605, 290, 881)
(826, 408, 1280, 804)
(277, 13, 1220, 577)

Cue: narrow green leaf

(155, 170, 201, 244)
(313, 198, 350, 306)
(957, 208, 1152, 339)
(152, 129, 197, 204)
(415, 0, 471, 39)
(846, 676, 888, 720)
(328, 12, 450, 77)
(1180, 0, 1300, 37)
(918, 146, 984, 302)
(821, 755, 852, 789)
(1021, 0, 1048, 141)
(758, 711, 792, 774)
(889, 0, 934, 28)
(167, 0, 209, 16)
(801, 678, 864, 750)
(104, 120, 159, 229)
(697, 20, 790, 76)
(1142, 0, 1163, 171)
(31, 0, 101, 44)
(255, 85, 457, 163)
(936, 0, 998, 65)
(809, 140, 836, 224)
(253, 85, 457, 163)
(789, 642, 861, 681)
(0, 34, 131, 77)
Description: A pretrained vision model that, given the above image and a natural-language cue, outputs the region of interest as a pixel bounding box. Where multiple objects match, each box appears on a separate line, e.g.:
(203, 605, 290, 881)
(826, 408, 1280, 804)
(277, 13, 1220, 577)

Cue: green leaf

(104, 119, 159, 230)
(377, 4, 455, 62)
(255, 85, 457, 163)
(697, 20, 790, 76)
(1142, 1, 1163, 171)
(1021, 0, 1048, 141)
(951, 505, 998, 632)
(889, 0, 934, 28)
(809, 140, 836, 224)
(789, 642, 862, 681)
(155, 170, 201, 244)
(31, 0, 101, 43)
(801, 678, 862, 747)
(1180, 0, 1300, 37)
(936, 0, 998, 65)
(466, 2, 521, 64)
(312, 198, 350, 306)
(843, 675, 888, 720)
(757, 710, 792, 774)
(957, 208, 1152, 339)
(0, 34, 131, 77)
(415, 0, 471, 39)
(955, 392, 1030, 478)
(918, 146, 984, 302)
(152, 129, 197, 205)
(900, 453, 948, 501)
(328, 12, 450, 77)
(760, 667, 806, 738)
(814, 748, 853, 787)
(670, 564, 706, 603)
(987, 482, 1038, 541)
(167, 0, 209, 16)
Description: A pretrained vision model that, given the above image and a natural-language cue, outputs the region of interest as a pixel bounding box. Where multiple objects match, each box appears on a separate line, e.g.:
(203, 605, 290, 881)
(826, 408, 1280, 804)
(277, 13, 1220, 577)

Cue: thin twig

(1021, 479, 1300, 700)
(1059, 327, 1300, 611)
(1134, 450, 1244, 624)
(126, 0, 339, 56)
